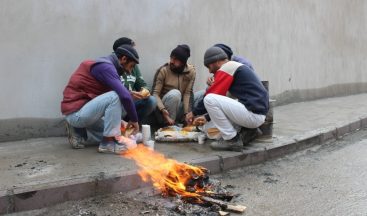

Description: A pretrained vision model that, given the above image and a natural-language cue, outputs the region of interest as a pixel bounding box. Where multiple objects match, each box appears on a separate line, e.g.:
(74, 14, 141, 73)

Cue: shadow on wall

(1, 82, 367, 143)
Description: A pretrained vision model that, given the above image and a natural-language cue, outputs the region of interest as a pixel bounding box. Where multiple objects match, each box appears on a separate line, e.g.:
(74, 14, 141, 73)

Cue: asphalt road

(216, 128, 367, 216)
(9, 129, 367, 216)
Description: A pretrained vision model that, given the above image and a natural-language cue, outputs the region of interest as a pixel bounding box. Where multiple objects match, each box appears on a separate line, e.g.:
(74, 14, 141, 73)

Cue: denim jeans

(193, 89, 205, 109)
(65, 91, 124, 143)
(134, 96, 157, 124)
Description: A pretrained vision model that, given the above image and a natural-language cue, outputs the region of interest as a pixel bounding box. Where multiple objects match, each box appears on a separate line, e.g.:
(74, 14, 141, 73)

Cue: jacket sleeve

(152, 67, 166, 111)
(133, 65, 149, 91)
(192, 70, 233, 116)
(91, 63, 138, 122)
(182, 69, 196, 114)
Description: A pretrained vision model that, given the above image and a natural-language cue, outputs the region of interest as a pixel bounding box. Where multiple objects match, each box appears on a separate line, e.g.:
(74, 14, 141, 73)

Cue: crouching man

(152, 44, 195, 126)
(61, 45, 140, 154)
(186, 46, 269, 151)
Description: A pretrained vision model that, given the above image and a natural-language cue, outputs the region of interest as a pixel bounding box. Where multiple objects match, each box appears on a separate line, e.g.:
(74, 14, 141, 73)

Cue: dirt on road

(9, 129, 367, 216)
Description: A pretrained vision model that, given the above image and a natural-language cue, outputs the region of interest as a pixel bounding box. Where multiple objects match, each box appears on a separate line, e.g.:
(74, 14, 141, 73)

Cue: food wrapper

(154, 125, 201, 142)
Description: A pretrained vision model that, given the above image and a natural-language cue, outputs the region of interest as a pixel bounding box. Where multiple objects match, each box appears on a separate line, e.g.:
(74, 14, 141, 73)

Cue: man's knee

(145, 96, 157, 111)
(166, 89, 182, 99)
(105, 91, 120, 103)
(204, 93, 220, 108)
(147, 96, 157, 106)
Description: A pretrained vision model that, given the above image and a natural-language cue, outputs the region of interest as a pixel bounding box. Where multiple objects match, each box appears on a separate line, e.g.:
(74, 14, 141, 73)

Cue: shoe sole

(98, 149, 115, 154)
(98, 147, 126, 155)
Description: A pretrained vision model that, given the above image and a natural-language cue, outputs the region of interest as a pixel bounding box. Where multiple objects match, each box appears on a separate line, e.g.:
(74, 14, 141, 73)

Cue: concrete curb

(1, 117, 366, 214)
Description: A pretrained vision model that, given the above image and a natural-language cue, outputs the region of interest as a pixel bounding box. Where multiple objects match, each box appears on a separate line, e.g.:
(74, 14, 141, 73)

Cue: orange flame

(122, 144, 206, 198)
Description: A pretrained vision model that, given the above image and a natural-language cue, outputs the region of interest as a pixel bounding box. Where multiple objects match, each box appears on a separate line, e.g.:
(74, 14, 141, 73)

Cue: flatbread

(182, 125, 197, 132)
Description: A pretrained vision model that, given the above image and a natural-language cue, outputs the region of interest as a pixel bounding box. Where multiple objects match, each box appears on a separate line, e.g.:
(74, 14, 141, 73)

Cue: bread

(161, 127, 176, 132)
(182, 125, 196, 132)
(207, 128, 220, 137)
(140, 88, 150, 97)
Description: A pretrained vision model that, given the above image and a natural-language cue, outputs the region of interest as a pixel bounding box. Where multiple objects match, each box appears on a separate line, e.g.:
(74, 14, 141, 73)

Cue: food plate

(155, 125, 201, 142)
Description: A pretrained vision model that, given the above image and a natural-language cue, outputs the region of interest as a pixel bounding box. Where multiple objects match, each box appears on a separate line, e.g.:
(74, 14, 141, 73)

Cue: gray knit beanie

(204, 46, 228, 67)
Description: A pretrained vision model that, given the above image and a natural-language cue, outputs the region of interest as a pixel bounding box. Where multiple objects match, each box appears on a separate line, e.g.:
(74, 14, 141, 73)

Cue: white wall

(1, 0, 366, 119)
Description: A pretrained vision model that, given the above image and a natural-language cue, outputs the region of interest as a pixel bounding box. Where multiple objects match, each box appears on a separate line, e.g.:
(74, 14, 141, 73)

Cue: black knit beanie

(113, 37, 135, 51)
(170, 44, 191, 64)
(115, 44, 139, 64)
(214, 43, 233, 60)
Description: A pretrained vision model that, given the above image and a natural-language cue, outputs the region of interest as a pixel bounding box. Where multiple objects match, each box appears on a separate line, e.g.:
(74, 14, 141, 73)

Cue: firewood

(201, 196, 246, 213)
(197, 192, 234, 201)
(219, 211, 230, 216)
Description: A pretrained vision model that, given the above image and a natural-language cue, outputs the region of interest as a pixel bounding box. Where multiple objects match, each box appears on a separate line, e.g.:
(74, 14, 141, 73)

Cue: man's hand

(162, 109, 175, 125)
(206, 76, 214, 86)
(127, 121, 140, 135)
(131, 91, 144, 100)
(185, 111, 194, 125)
(193, 116, 207, 126)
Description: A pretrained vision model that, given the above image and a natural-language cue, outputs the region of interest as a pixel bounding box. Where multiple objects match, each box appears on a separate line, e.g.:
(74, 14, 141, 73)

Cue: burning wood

(122, 144, 246, 214)
(201, 196, 247, 213)
(197, 191, 234, 201)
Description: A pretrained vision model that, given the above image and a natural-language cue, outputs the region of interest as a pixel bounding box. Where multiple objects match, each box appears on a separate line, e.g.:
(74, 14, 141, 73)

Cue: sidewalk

(1, 93, 367, 214)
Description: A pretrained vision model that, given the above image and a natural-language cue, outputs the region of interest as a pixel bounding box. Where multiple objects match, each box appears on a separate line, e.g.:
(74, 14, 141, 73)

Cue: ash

(135, 178, 238, 216)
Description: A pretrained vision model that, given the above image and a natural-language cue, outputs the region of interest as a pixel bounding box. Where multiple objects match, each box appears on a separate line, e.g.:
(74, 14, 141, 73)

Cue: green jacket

(119, 65, 149, 92)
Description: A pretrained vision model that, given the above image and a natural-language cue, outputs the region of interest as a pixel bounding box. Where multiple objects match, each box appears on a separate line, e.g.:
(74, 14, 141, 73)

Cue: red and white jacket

(193, 61, 269, 118)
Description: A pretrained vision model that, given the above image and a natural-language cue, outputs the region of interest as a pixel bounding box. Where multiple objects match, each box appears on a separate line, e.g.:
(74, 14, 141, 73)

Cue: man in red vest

(61, 44, 140, 154)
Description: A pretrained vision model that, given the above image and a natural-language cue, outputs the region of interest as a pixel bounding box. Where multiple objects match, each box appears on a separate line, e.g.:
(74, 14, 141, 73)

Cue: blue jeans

(134, 96, 157, 124)
(193, 90, 205, 109)
(65, 91, 124, 143)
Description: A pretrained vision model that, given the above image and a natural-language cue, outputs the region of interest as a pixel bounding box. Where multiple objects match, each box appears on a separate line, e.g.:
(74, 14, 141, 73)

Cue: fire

(122, 144, 207, 198)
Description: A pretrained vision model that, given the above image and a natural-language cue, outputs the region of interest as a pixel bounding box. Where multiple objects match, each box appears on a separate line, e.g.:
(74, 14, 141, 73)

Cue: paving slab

(1, 93, 367, 214)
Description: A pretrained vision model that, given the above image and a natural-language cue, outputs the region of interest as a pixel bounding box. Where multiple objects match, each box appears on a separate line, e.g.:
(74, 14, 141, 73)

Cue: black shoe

(210, 134, 242, 152)
(240, 127, 261, 145)
(65, 121, 87, 149)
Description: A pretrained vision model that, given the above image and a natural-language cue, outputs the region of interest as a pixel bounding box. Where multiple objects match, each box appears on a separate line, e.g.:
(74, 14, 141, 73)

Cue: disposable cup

(145, 140, 155, 150)
(141, 125, 151, 143)
(198, 134, 206, 145)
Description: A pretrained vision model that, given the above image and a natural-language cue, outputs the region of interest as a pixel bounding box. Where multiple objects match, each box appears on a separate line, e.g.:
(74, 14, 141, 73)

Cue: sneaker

(239, 127, 262, 145)
(98, 140, 128, 154)
(65, 121, 87, 149)
(210, 134, 243, 152)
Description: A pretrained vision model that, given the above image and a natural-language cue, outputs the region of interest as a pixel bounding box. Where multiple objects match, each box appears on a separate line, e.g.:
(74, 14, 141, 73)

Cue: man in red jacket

(61, 45, 140, 154)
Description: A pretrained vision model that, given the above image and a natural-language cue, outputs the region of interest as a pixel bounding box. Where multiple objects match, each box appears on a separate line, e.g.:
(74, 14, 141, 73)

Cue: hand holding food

(140, 88, 150, 98)
(185, 112, 194, 125)
(131, 91, 144, 100)
(193, 116, 207, 126)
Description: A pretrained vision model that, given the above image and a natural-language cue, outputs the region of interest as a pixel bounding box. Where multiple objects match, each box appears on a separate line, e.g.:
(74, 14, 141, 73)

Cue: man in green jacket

(112, 37, 157, 124)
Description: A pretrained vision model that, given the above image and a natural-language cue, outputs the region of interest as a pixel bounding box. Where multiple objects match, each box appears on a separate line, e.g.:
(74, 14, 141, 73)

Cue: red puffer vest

(61, 60, 110, 115)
